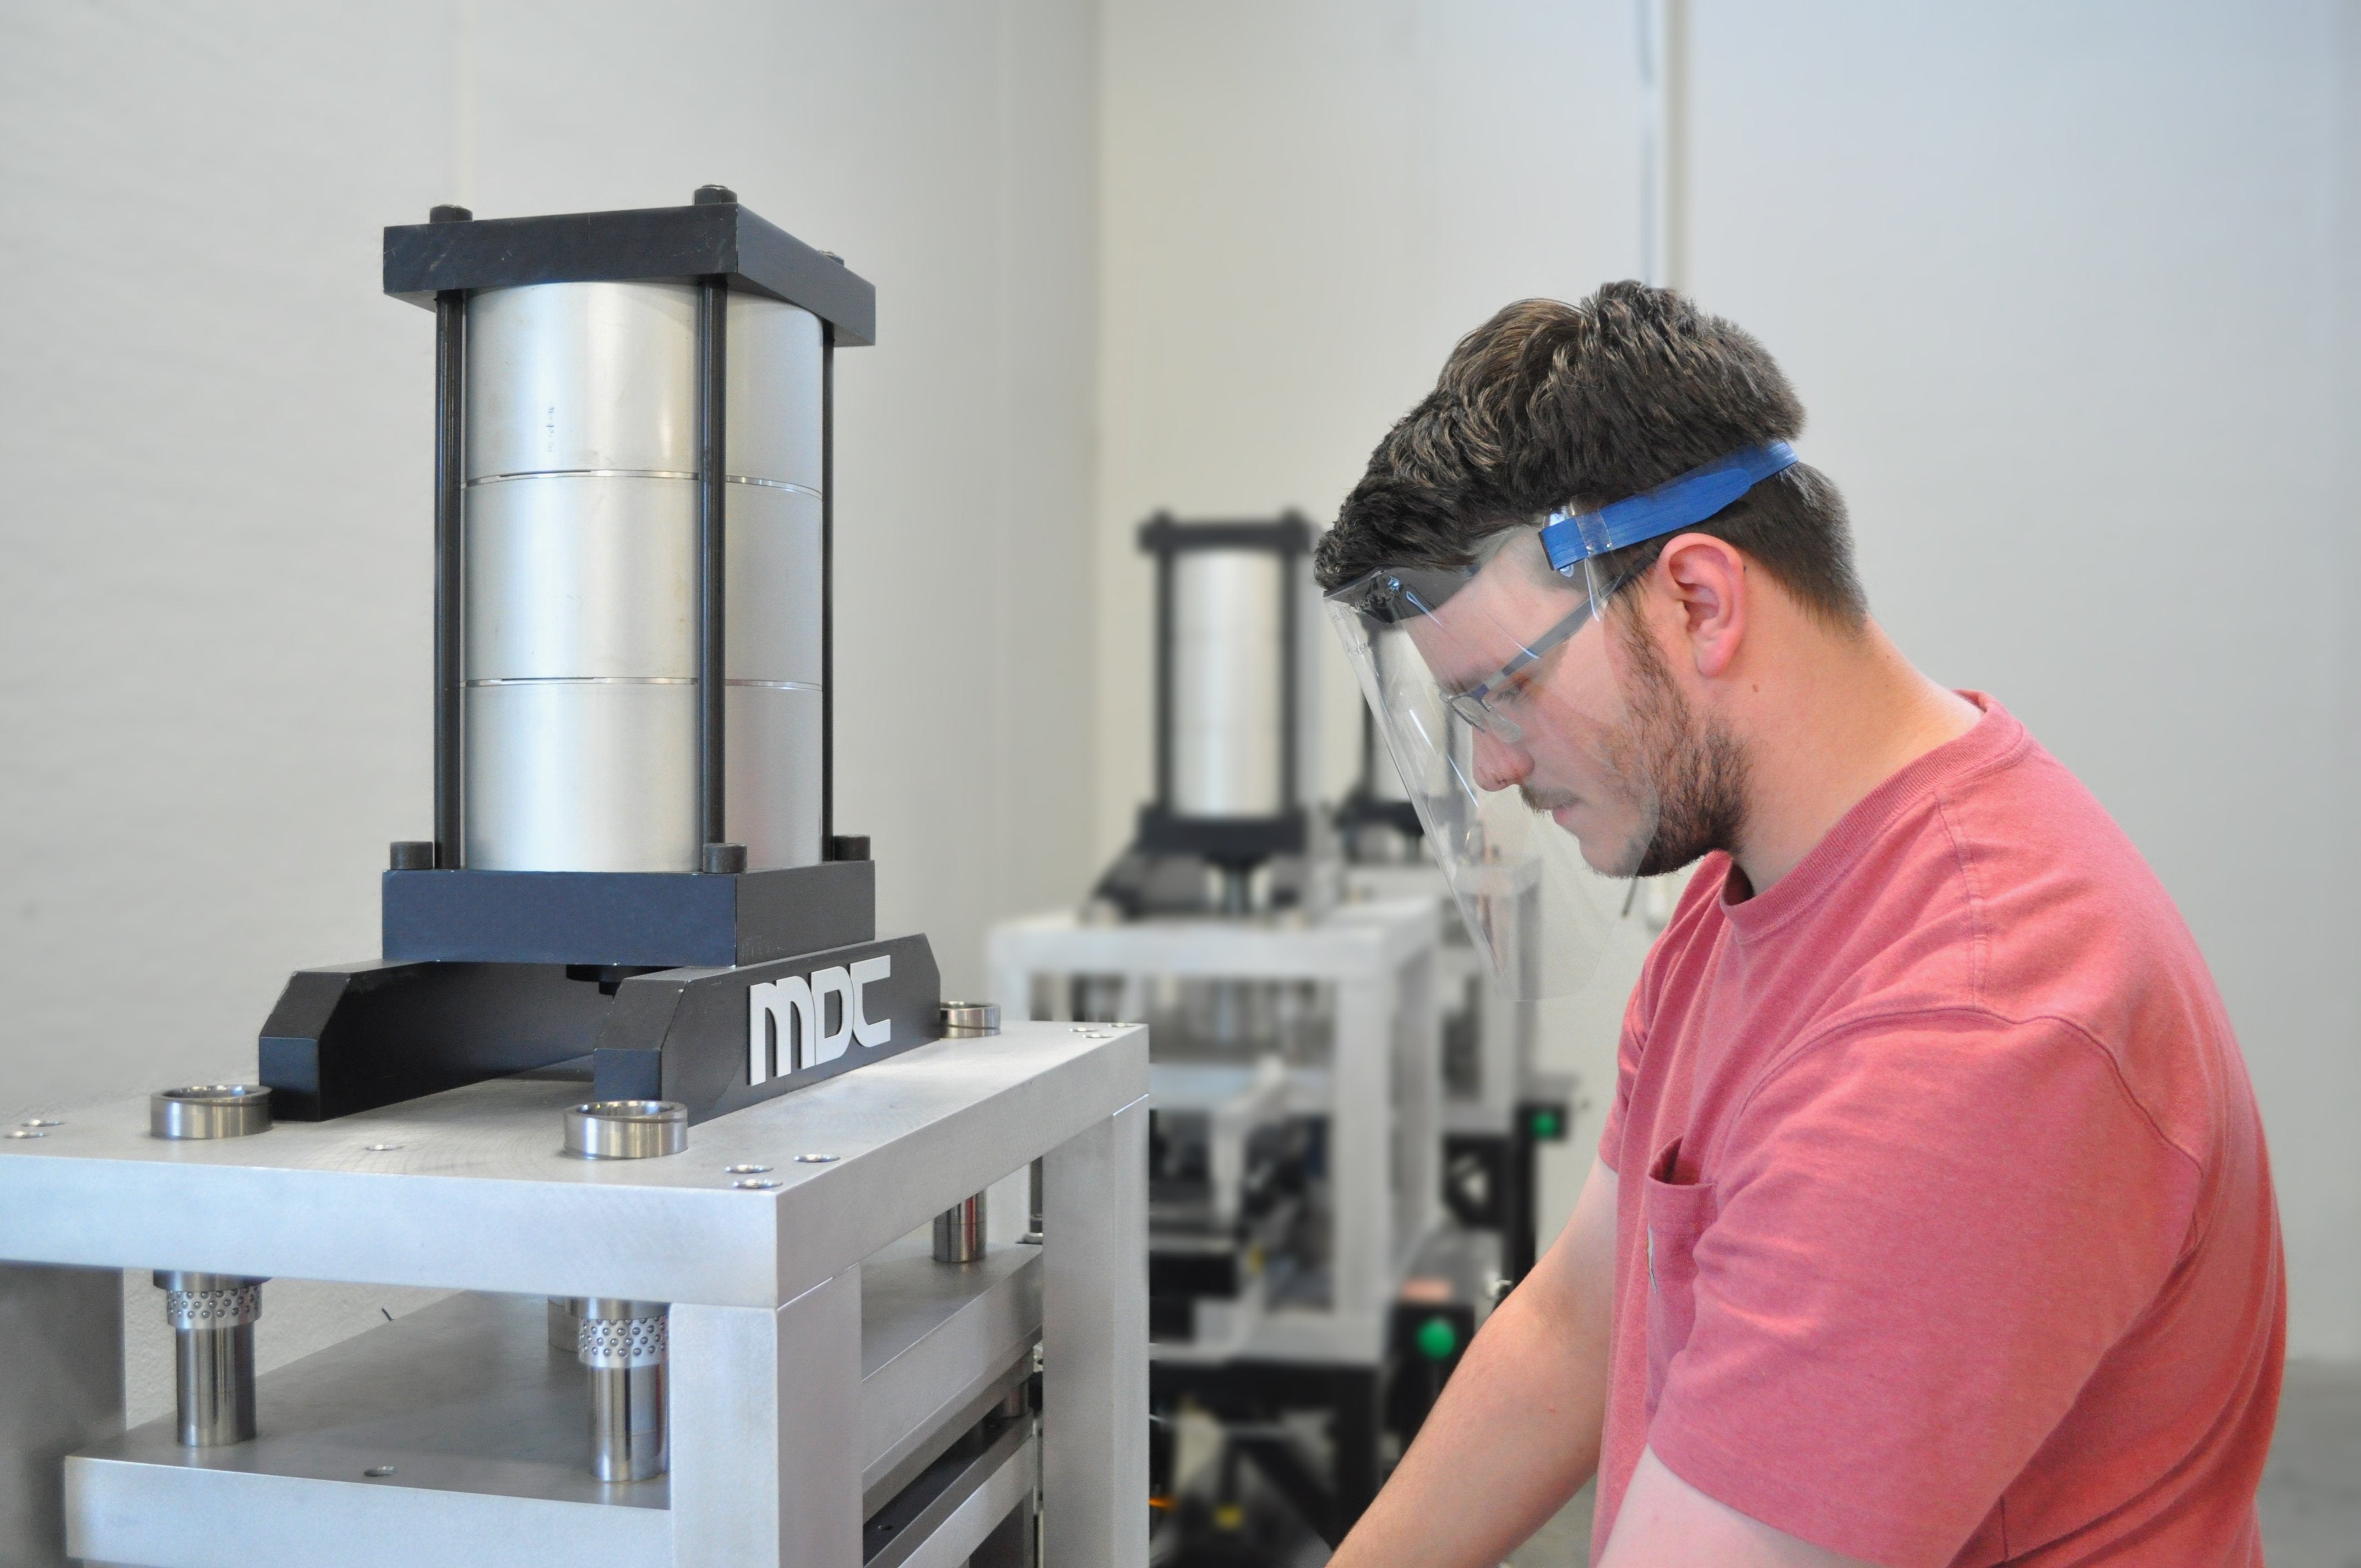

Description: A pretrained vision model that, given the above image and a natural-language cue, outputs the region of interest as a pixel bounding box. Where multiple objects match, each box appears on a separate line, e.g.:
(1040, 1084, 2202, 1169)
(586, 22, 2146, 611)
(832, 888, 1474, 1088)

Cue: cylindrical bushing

(461, 280, 824, 872)
(933, 1002, 999, 1263)
(1170, 548, 1287, 818)
(149, 1085, 273, 1140)
(577, 1297, 668, 1482)
(563, 1100, 688, 1160)
(155, 1271, 263, 1447)
(937, 1001, 1001, 1038)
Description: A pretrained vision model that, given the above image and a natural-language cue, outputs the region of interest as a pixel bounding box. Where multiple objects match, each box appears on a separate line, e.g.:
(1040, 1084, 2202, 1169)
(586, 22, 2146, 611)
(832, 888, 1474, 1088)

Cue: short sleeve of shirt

(1647, 1011, 2202, 1567)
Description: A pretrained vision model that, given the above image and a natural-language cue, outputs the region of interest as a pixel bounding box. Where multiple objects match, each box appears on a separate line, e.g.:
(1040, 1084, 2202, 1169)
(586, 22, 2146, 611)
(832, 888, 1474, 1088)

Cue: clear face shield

(1322, 440, 1798, 999)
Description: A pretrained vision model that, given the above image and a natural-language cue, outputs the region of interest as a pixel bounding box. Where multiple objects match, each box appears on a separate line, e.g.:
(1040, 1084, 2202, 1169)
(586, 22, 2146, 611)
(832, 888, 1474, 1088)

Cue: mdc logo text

(747, 955, 893, 1085)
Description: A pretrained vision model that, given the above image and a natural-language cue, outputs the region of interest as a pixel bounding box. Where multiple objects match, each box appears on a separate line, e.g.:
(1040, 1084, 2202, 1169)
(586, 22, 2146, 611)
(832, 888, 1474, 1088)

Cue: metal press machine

(1334, 697, 1575, 1285)
(0, 191, 1147, 1568)
(988, 516, 1481, 1564)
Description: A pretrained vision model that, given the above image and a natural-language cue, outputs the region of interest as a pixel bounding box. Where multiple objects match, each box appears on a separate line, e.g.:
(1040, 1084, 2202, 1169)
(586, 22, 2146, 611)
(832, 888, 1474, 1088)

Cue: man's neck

(1723, 618, 1981, 895)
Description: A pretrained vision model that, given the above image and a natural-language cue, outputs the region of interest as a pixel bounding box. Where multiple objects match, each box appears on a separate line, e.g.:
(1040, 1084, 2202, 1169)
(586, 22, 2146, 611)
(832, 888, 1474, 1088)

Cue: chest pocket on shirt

(1642, 1136, 1718, 1418)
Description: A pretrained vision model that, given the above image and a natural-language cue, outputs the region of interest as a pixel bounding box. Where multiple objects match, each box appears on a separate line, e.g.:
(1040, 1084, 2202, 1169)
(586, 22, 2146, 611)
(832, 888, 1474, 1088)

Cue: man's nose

(1470, 726, 1532, 792)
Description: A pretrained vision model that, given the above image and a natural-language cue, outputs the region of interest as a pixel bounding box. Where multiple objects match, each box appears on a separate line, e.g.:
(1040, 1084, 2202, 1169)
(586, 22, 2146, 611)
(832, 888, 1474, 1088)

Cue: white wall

(1097, 0, 1652, 854)
(1682, 0, 2361, 1361)
(0, 0, 1100, 1130)
(1098, 0, 2361, 1360)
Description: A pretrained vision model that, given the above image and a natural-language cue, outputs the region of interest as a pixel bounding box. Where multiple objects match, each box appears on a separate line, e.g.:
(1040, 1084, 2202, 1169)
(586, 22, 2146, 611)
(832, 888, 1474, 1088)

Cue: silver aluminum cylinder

(463, 280, 824, 872)
(1170, 548, 1287, 817)
(577, 1298, 667, 1482)
(155, 1271, 263, 1446)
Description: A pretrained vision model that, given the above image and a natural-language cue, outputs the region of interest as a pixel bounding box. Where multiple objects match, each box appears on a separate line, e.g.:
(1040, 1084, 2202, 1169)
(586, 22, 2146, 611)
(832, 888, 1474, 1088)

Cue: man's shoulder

(1932, 732, 2216, 1022)
(1829, 729, 2243, 1161)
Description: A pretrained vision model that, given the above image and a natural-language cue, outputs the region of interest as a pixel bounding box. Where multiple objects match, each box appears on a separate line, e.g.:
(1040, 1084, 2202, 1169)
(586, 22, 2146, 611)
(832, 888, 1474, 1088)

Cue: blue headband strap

(1538, 440, 1800, 575)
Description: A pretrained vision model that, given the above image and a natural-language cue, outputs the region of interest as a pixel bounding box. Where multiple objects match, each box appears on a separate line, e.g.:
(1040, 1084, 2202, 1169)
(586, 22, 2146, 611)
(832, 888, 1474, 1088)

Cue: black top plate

(383, 200, 876, 345)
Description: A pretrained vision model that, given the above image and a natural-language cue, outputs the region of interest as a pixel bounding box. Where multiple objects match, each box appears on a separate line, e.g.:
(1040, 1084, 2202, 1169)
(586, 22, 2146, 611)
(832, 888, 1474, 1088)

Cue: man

(1315, 284, 2282, 1567)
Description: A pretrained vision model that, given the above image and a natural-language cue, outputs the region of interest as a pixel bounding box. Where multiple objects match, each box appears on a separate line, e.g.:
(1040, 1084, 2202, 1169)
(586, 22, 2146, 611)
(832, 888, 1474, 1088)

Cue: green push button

(1528, 1107, 1563, 1140)
(1415, 1315, 1459, 1362)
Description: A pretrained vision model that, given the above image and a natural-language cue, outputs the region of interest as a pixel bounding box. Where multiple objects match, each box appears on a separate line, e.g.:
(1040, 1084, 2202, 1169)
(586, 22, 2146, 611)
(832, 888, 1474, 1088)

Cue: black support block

(258, 961, 616, 1121)
(591, 932, 941, 1120)
(383, 199, 877, 346)
(1133, 804, 1308, 865)
(261, 929, 943, 1124)
(381, 862, 876, 969)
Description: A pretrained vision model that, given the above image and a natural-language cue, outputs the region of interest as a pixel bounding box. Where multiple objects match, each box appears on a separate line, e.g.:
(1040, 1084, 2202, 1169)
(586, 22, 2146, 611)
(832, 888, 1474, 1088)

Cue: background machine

(991, 516, 1491, 1566)
(0, 193, 1147, 1568)
(1335, 697, 1575, 1284)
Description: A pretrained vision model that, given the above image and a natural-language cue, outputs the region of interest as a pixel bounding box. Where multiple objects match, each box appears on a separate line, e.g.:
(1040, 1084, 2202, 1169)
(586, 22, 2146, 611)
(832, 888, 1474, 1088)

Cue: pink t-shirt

(1592, 696, 2283, 1567)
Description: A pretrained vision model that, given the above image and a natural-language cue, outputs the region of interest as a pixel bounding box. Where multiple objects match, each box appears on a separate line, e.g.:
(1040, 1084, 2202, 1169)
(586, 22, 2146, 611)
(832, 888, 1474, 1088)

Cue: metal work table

(0, 1021, 1148, 1568)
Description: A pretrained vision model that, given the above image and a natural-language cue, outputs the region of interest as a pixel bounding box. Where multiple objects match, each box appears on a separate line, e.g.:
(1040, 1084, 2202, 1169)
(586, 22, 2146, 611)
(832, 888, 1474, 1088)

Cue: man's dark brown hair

(1314, 282, 1869, 628)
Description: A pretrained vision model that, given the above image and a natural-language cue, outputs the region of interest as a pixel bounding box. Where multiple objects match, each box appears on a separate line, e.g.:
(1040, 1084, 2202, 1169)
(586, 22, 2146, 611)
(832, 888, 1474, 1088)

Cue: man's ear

(1653, 533, 1748, 679)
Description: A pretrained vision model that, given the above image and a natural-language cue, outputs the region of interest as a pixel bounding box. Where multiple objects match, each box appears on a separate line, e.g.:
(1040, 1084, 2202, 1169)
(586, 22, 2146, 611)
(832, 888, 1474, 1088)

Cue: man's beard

(1601, 609, 1750, 878)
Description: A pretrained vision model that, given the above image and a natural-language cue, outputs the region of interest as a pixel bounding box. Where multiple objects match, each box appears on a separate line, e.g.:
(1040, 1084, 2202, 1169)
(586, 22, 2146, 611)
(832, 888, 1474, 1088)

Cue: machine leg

(969, 1495, 1036, 1566)
(670, 1272, 861, 1567)
(0, 1264, 122, 1567)
(1042, 1094, 1149, 1568)
(1329, 982, 1392, 1326)
(1508, 1119, 1540, 1281)
(1331, 1367, 1383, 1531)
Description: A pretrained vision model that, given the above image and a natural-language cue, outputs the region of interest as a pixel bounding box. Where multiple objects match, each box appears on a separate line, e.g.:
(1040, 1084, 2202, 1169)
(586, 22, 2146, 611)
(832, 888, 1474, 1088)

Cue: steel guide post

(148, 1086, 274, 1449)
(564, 1099, 686, 1480)
(432, 284, 466, 867)
(820, 325, 835, 848)
(696, 274, 729, 854)
(155, 1272, 262, 1447)
(1153, 533, 1174, 812)
(933, 1003, 1000, 1264)
(579, 1297, 670, 1483)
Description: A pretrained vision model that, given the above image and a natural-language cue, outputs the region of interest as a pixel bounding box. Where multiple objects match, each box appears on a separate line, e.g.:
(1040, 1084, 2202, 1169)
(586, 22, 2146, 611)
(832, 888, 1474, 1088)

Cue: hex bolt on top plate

(793, 1152, 839, 1164)
(562, 1101, 687, 1159)
(151, 1085, 273, 1141)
